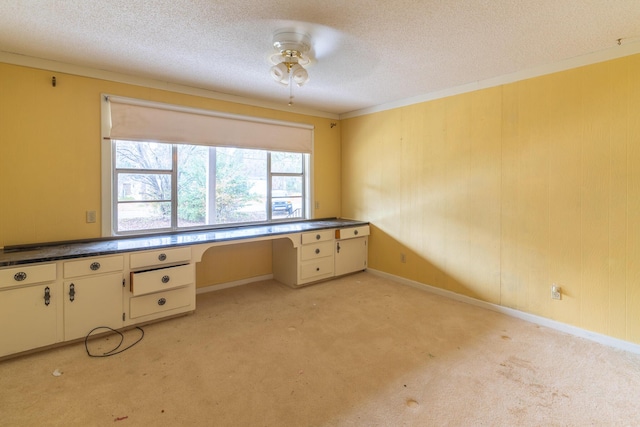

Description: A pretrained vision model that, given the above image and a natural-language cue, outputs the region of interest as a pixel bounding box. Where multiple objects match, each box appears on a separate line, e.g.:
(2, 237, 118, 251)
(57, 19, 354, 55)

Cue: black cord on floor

(84, 326, 144, 357)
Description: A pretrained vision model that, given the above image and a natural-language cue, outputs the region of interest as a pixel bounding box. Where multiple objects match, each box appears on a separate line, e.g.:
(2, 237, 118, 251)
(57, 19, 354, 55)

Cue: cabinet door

(335, 237, 368, 277)
(0, 283, 61, 357)
(64, 272, 123, 341)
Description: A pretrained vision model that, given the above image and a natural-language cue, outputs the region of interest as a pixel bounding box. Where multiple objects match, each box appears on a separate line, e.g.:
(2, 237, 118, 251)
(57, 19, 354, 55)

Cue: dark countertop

(0, 218, 369, 267)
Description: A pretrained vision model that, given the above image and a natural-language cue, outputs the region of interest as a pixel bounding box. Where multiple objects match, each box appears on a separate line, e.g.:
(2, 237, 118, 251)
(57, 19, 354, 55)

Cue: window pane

(271, 152, 302, 173)
(215, 147, 267, 224)
(115, 140, 172, 170)
(117, 173, 171, 201)
(117, 202, 171, 231)
(272, 176, 303, 219)
(177, 145, 208, 227)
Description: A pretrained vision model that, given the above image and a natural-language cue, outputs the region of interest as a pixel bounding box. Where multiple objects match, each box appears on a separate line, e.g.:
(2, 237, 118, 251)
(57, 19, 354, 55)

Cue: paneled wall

(0, 62, 341, 288)
(341, 54, 640, 343)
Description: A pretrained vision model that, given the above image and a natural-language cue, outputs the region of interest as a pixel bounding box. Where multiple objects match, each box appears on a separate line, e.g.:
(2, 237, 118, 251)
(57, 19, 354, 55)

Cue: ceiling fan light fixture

(269, 29, 313, 104)
(270, 62, 289, 83)
(289, 63, 308, 86)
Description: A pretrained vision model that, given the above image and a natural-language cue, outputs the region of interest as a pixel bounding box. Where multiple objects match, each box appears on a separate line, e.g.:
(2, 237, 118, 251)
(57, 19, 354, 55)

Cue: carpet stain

(501, 335, 512, 340)
(406, 399, 419, 408)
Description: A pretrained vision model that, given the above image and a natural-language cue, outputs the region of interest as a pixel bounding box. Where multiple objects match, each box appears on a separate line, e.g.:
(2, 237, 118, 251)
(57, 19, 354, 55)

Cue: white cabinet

(0, 221, 368, 358)
(335, 226, 369, 277)
(63, 256, 124, 341)
(273, 226, 369, 287)
(126, 247, 195, 326)
(273, 230, 335, 288)
(0, 263, 62, 357)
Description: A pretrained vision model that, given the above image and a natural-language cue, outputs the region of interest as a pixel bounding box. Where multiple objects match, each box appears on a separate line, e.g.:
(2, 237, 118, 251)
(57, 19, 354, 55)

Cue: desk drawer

(130, 264, 194, 296)
(335, 225, 370, 240)
(129, 286, 193, 319)
(64, 255, 123, 278)
(300, 241, 333, 261)
(0, 263, 57, 289)
(130, 247, 192, 270)
(301, 230, 334, 245)
(300, 257, 334, 281)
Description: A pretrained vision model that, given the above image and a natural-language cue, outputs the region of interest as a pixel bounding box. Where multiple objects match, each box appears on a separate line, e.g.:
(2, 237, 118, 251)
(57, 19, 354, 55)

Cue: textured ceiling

(1, 1, 639, 117)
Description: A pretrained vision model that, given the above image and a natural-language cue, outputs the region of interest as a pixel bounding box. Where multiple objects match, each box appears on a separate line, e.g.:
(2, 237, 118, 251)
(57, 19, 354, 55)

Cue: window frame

(101, 96, 314, 237)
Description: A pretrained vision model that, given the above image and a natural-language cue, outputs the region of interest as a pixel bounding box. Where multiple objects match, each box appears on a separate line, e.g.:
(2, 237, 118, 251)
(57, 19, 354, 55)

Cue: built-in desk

(0, 218, 368, 358)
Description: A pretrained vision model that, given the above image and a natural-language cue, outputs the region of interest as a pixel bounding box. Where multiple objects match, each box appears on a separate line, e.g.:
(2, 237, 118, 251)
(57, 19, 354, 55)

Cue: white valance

(104, 95, 313, 153)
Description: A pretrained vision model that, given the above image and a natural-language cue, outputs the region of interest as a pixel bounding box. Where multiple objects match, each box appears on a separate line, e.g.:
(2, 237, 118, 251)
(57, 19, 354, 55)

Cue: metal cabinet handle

(14, 271, 27, 281)
(354, 229, 359, 235)
(315, 234, 321, 240)
(315, 248, 320, 254)
(161, 275, 170, 284)
(158, 253, 167, 261)
(90, 262, 101, 271)
(69, 283, 75, 302)
(316, 267, 320, 271)
(44, 286, 50, 306)
(336, 242, 341, 253)
(158, 298, 167, 306)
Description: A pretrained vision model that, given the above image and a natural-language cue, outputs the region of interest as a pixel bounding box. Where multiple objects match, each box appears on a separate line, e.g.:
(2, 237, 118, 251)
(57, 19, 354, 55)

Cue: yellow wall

(0, 62, 341, 287)
(342, 54, 640, 344)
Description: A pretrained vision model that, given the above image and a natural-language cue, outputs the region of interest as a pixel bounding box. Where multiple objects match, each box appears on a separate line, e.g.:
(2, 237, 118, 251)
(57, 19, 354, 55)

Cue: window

(112, 141, 309, 234)
(102, 95, 313, 236)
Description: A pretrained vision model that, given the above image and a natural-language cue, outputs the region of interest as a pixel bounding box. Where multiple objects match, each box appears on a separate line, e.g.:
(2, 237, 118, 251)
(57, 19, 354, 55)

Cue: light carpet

(1, 272, 639, 426)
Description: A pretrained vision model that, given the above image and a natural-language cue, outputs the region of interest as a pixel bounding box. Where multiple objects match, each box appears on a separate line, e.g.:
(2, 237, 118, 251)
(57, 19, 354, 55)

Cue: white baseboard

(196, 274, 274, 294)
(367, 268, 640, 355)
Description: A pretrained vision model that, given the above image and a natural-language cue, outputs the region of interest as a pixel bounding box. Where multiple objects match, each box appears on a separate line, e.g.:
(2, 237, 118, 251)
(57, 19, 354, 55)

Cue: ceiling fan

(266, 22, 345, 105)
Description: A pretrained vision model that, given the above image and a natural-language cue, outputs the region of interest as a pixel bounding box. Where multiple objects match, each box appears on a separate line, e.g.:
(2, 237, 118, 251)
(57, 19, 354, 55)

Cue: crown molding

(340, 40, 640, 120)
(0, 51, 340, 120)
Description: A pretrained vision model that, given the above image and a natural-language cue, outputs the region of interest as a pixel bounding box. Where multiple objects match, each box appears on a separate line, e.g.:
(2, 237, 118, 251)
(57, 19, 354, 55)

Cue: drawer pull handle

(69, 283, 75, 302)
(90, 262, 101, 271)
(354, 230, 359, 235)
(158, 253, 167, 261)
(161, 275, 170, 284)
(316, 267, 320, 271)
(14, 271, 27, 282)
(316, 234, 321, 240)
(44, 286, 51, 306)
(158, 298, 167, 306)
(315, 248, 320, 254)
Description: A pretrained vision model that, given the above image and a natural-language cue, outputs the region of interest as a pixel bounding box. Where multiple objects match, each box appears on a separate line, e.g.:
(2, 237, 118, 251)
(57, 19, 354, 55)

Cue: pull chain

(288, 72, 294, 106)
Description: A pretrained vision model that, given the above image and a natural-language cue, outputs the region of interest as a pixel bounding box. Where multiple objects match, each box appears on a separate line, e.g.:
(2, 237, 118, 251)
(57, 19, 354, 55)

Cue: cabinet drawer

(130, 247, 192, 270)
(63, 255, 123, 278)
(130, 264, 194, 296)
(300, 241, 333, 261)
(129, 286, 193, 319)
(335, 225, 370, 240)
(300, 257, 334, 281)
(301, 230, 334, 245)
(0, 263, 57, 289)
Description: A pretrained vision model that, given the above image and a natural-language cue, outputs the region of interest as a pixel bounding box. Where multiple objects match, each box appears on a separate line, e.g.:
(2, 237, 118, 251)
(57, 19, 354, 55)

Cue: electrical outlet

(400, 253, 406, 263)
(315, 201, 320, 209)
(551, 284, 562, 300)
(86, 210, 96, 223)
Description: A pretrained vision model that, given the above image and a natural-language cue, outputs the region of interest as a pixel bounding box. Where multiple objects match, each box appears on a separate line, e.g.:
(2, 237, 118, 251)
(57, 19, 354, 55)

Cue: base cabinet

(273, 226, 369, 288)
(0, 263, 61, 357)
(0, 282, 62, 357)
(125, 247, 195, 326)
(63, 256, 125, 341)
(0, 221, 367, 358)
(63, 272, 124, 341)
(335, 237, 368, 276)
